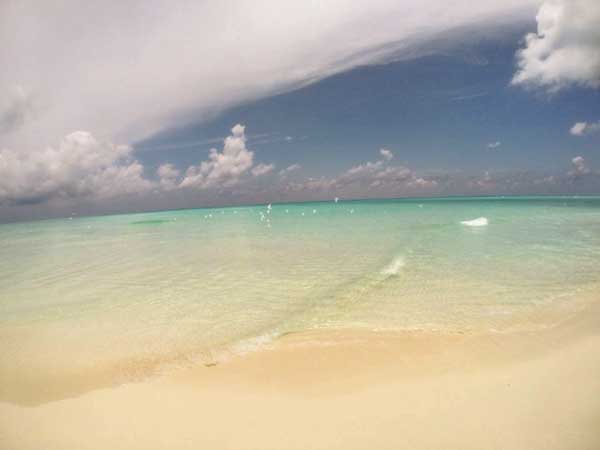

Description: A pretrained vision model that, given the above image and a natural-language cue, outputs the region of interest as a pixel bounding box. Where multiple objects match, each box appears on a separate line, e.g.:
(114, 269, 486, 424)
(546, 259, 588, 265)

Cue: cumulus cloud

(462, 159, 600, 192)
(251, 163, 275, 177)
(174, 124, 274, 190)
(335, 155, 434, 191)
(157, 163, 181, 191)
(285, 149, 437, 196)
(512, 0, 600, 91)
(487, 141, 501, 149)
(568, 155, 590, 177)
(379, 148, 394, 161)
(570, 120, 600, 136)
(180, 124, 254, 189)
(0, 131, 152, 205)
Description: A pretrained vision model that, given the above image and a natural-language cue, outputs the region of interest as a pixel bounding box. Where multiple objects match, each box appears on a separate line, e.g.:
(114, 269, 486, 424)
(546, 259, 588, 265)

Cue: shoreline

(169, 296, 600, 395)
(2, 298, 600, 449)
(0, 292, 594, 407)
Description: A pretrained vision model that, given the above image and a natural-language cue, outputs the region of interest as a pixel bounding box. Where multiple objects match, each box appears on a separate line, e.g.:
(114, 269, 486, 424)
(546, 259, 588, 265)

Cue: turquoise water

(1, 196, 600, 394)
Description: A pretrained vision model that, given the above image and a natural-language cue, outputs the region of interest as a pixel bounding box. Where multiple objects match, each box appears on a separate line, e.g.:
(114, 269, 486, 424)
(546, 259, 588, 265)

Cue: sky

(1, 0, 600, 222)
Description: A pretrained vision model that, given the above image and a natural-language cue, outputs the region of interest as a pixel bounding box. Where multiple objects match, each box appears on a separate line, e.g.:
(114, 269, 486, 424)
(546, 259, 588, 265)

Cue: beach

(2, 297, 600, 450)
(3, 0, 600, 445)
(1, 197, 600, 448)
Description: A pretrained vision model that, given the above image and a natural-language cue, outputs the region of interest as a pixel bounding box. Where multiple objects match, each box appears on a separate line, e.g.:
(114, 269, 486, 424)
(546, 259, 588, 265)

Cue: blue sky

(136, 29, 600, 177)
(1, 0, 600, 221)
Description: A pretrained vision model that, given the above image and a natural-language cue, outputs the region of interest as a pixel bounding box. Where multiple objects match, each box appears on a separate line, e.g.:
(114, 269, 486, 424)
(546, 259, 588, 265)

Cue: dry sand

(1, 300, 600, 450)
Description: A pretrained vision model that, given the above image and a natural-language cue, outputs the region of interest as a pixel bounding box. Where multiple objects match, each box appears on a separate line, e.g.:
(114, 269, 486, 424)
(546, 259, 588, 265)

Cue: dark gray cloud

(0, 86, 35, 134)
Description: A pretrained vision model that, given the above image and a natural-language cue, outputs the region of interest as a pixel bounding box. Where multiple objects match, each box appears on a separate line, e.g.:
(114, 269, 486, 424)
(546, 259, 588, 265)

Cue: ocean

(1, 196, 600, 401)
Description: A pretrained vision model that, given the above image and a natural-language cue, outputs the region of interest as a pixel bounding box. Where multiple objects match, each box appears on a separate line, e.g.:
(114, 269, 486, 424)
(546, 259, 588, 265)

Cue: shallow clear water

(1, 196, 600, 392)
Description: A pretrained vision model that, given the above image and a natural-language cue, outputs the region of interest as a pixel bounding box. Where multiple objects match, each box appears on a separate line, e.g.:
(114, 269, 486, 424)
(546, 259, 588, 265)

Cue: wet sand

(1, 300, 600, 450)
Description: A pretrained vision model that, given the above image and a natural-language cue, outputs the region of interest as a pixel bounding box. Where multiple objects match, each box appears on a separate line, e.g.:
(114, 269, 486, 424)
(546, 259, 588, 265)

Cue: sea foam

(461, 217, 488, 227)
(381, 256, 405, 276)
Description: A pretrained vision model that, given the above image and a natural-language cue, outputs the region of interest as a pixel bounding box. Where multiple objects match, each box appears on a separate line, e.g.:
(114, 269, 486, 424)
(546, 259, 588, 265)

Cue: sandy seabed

(1, 300, 600, 450)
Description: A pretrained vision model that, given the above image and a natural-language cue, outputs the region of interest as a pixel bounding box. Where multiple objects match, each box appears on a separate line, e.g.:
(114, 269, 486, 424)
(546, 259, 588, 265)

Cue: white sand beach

(2, 298, 599, 450)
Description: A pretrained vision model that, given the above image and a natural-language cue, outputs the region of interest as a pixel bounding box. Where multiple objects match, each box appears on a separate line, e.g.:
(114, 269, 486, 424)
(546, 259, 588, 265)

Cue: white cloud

(251, 163, 275, 177)
(286, 148, 436, 195)
(569, 155, 590, 177)
(278, 164, 301, 179)
(0, 0, 539, 153)
(0, 131, 152, 205)
(379, 148, 394, 161)
(156, 125, 278, 193)
(337, 157, 413, 189)
(341, 160, 384, 180)
(180, 124, 254, 190)
(570, 121, 600, 136)
(279, 164, 301, 175)
(512, 0, 600, 91)
(157, 163, 180, 180)
(487, 141, 501, 149)
(0, 0, 543, 214)
(157, 163, 181, 191)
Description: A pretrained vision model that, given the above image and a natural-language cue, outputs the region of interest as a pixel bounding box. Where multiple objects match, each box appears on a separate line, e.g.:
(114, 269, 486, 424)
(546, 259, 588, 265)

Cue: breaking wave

(381, 256, 405, 276)
(461, 217, 488, 227)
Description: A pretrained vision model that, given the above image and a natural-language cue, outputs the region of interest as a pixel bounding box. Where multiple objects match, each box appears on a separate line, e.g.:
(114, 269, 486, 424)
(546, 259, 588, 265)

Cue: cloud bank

(0, 132, 151, 205)
(0, 124, 280, 205)
(1, 122, 598, 219)
(284, 149, 438, 198)
(0, 0, 539, 153)
(3, 0, 599, 220)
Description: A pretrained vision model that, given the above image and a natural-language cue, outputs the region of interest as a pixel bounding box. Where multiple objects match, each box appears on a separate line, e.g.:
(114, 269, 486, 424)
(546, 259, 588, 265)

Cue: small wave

(381, 256, 405, 276)
(460, 217, 488, 227)
(228, 331, 280, 356)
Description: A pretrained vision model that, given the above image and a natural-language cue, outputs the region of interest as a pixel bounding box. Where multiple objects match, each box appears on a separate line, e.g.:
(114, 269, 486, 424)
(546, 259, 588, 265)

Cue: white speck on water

(461, 217, 488, 227)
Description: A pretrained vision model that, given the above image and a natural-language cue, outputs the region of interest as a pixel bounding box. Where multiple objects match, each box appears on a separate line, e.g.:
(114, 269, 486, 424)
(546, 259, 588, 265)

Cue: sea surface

(1, 196, 600, 399)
